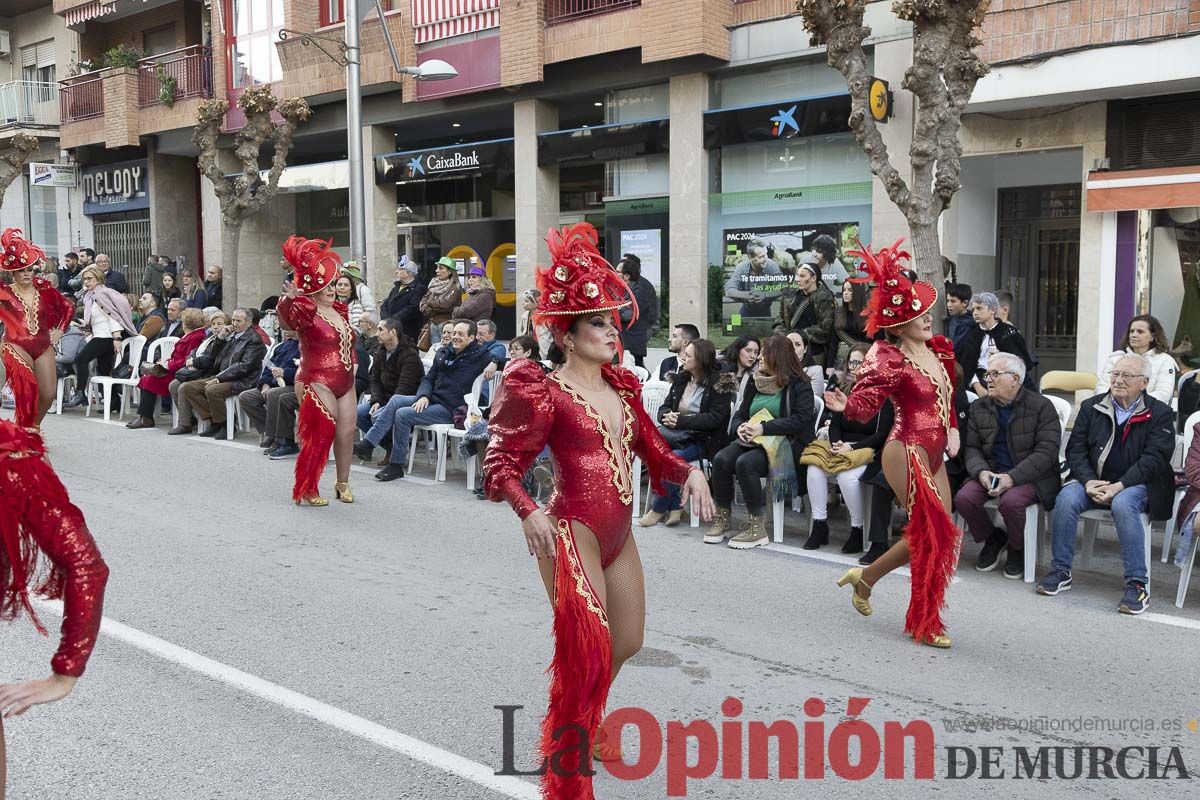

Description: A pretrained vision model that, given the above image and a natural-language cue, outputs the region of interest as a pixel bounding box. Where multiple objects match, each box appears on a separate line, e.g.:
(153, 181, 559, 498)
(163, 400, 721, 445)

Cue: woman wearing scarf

(62, 266, 137, 410)
(706, 335, 816, 549)
(418, 256, 462, 343)
(451, 266, 496, 323)
(777, 261, 836, 365)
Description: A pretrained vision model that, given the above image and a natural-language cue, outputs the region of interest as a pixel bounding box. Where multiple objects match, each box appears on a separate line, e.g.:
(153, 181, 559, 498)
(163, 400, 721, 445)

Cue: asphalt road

(1, 412, 1197, 799)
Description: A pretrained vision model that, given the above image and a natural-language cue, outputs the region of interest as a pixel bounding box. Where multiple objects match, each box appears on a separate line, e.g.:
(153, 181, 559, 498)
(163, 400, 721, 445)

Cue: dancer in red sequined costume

(0, 229, 74, 428)
(485, 224, 715, 800)
(823, 240, 963, 648)
(276, 236, 358, 506)
(0, 342, 109, 792)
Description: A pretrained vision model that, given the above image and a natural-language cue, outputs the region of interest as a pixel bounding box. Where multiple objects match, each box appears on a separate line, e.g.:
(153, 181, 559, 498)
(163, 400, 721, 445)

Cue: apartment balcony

(0, 81, 61, 143)
(546, 0, 641, 25)
(538, 0, 730, 65)
(59, 45, 214, 150)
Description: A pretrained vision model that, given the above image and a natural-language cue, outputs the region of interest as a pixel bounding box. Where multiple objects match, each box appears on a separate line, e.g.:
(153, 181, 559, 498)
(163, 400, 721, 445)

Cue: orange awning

(1086, 166, 1200, 212)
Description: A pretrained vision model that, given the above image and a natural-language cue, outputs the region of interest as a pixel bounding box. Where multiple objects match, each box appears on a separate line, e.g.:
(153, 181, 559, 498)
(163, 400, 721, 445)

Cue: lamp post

(282, 0, 457, 282)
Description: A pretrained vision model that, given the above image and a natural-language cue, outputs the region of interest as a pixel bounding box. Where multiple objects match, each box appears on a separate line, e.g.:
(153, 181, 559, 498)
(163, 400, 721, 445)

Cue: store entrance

(996, 184, 1081, 377)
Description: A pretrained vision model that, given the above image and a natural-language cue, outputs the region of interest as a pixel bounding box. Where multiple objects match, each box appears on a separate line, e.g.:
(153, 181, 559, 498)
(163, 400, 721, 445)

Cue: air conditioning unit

(0, 31, 11, 59)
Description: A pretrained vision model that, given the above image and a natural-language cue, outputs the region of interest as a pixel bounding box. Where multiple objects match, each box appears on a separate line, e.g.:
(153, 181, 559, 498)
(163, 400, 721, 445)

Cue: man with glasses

(955, 354, 1063, 578)
(1037, 354, 1175, 614)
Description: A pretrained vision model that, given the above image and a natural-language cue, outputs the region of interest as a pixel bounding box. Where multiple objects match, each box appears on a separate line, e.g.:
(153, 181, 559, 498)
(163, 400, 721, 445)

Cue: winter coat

(619, 276, 659, 357)
(1066, 391, 1176, 521)
(183, 286, 209, 310)
(956, 321, 1037, 390)
(204, 280, 223, 310)
(143, 262, 166, 293)
(417, 339, 492, 410)
(776, 282, 836, 356)
(658, 371, 736, 459)
(452, 286, 496, 323)
(138, 308, 168, 343)
(380, 280, 427, 342)
(945, 313, 975, 353)
(206, 331, 268, 394)
(962, 387, 1063, 510)
(730, 375, 817, 472)
(138, 327, 206, 396)
(253, 338, 301, 388)
(418, 277, 462, 326)
(1094, 348, 1177, 406)
(369, 339, 424, 401)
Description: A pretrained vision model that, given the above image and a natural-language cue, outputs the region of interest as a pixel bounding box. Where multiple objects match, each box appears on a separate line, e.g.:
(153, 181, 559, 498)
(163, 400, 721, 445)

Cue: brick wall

(500, 0, 546, 85)
(733, 0, 797, 26)
(543, 8, 642, 64)
(101, 67, 139, 147)
(274, 12, 407, 99)
(79, 0, 199, 61)
(979, 0, 1200, 64)
(643, 0, 734, 62)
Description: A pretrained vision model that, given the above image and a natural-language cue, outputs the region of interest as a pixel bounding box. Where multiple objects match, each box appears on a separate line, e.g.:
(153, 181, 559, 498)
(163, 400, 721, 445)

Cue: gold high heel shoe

(295, 495, 329, 507)
(836, 568, 873, 616)
(916, 633, 952, 649)
(335, 482, 354, 504)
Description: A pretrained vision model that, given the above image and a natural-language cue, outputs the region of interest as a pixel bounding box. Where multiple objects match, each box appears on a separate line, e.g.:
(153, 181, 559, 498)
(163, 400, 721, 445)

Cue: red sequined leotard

(0, 277, 74, 359)
(485, 359, 695, 568)
(276, 296, 357, 397)
(0, 421, 109, 677)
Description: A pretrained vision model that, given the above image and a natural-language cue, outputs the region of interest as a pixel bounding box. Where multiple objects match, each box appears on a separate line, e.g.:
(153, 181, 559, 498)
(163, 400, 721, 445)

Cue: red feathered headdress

(1, 228, 45, 272)
(847, 238, 938, 335)
(534, 223, 634, 339)
(282, 235, 342, 295)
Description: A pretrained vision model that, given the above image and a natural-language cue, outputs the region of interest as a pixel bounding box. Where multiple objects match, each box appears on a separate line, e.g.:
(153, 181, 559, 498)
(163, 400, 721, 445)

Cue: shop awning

(63, 2, 117, 28)
(1086, 166, 1200, 212)
(411, 0, 500, 45)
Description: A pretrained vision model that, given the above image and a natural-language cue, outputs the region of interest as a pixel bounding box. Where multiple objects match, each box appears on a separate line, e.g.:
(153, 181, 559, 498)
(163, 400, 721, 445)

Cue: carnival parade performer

(0, 341, 109, 792)
(276, 236, 358, 506)
(484, 223, 715, 800)
(822, 240, 963, 648)
(0, 229, 74, 428)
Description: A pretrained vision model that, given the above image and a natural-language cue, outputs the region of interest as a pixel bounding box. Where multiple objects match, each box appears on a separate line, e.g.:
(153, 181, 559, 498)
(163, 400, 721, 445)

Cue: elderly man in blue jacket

(374, 319, 491, 482)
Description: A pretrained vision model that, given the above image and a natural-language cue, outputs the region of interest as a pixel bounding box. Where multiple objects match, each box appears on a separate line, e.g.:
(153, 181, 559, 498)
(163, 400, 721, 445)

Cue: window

(227, 0, 284, 89)
(143, 25, 178, 57)
(20, 40, 55, 85)
(321, 0, 394, 27)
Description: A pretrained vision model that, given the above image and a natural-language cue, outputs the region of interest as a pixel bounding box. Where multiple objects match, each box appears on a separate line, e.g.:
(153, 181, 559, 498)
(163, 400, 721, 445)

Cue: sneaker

(1118, 581, 1149, 615)
(976, 528, 1008, 572)
(728, 516, 768, 549)
(858, 542, 887, 566)
(376, 463, 405, 482)
(353, 439, 376, 462)
(62, 392, 86, 410)
(268, 443, 300, 460)
(1036, 569, 1072, 596)
(703, 508, 733, 544)
(1003, 552, 1024, 580)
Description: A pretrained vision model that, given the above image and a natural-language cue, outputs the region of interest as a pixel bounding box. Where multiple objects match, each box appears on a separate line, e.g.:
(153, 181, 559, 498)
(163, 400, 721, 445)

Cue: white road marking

(1140, 611, 1200, 631)
(766, 543, 951, 581)
(34, 600, 539, 800)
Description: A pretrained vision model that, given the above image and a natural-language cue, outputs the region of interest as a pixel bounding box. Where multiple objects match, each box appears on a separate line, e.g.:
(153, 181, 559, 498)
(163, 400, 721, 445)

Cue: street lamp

(281, 1, 458, 282)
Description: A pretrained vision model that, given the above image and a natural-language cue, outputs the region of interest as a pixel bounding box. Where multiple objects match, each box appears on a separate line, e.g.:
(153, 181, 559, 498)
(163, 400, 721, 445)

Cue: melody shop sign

(81, 159, 149, 215)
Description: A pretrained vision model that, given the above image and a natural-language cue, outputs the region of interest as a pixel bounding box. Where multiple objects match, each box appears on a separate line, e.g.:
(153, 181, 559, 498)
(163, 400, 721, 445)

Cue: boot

(859, 541, 888, 566)
(728, 515, 769, 549)
(841, 526, 864, 554)
(703, 507, 733, 544)
(638, 509, 665, 527)
(803, 518, 830, 550)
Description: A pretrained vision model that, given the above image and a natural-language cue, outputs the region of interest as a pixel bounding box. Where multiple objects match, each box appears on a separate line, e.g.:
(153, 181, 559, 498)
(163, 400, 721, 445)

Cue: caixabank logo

(495, 699, 1195, 796)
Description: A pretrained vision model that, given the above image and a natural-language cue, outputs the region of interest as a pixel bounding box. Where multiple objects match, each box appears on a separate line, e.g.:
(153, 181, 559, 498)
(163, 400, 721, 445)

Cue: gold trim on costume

(302, 384, 336, 422)
(549, 373, 635, 505)
(315, 307, 354, 372)
(556, 519, 609, 628)
(12, 287, 40, 336)
(901, 351, 950, 427)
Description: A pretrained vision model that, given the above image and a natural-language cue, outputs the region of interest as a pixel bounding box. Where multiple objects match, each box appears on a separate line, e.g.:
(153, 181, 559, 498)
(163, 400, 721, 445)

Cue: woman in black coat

(639, 339, 734, 527)
(617, 254, 659, 368)
(707, 335, 816, 549)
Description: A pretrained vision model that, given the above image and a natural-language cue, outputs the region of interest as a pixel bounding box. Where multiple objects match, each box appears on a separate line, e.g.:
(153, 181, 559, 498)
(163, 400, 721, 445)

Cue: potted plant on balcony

(156, 63, 178, 108)
(102, 44, 144, 70)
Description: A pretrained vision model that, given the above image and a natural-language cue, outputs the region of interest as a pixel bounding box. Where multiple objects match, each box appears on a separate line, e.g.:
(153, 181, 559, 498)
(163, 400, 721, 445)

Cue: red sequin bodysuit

(276, 296, 356, 397)
(484, 359, 694, 800)
(842, 336, 962, 642)
(0, 421, 108, 676)
(0, 278, 75, 426)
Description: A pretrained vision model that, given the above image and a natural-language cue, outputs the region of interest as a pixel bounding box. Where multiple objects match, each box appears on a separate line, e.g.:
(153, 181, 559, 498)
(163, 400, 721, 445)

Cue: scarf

(753, 373, 782, 394)
(747, 404, 798, 502)
(426, 275, 457, 296)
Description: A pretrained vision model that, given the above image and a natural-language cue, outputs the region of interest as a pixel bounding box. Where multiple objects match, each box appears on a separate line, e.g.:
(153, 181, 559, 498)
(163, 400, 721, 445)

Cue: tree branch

(0, 133, 41, 213)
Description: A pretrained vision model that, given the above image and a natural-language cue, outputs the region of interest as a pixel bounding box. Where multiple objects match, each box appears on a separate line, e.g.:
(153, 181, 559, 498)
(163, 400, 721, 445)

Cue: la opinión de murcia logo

(495, 699, 1193, 796)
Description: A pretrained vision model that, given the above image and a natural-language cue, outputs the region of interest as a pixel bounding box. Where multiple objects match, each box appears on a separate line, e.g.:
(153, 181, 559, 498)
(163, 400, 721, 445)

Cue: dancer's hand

(680, 469, 716, 521)
(823, 387, 847, 413)
(0, 673, 77, 718)
(522, 510, 557, 560)
(946, 428, 960, 458)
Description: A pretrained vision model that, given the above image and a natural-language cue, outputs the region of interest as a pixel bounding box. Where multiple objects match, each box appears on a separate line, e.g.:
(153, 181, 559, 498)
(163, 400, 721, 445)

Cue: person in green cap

(418, 256, 462, 344)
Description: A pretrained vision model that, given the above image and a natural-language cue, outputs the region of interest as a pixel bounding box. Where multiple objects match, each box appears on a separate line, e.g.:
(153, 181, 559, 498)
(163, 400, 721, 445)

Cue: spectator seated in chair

(954, 353, 1063, 579)
(639, 339, 734, 528)
(237, 328, 302, 456)
(181, 308, 267, 440)
(476, 318, 507, 403)
(957, 292, 1036, 396)
(167, 311, 227, 434)
(369, 320, 491, 482)
(1037, 353, 1176, 614)
(352, 318, 425, 465)
(126, 308, 207, 429)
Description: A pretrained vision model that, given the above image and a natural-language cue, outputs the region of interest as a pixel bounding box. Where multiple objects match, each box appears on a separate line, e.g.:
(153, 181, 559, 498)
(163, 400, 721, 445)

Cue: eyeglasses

(983, 370, 1017, 380)
(1109, 371, 1146, 382)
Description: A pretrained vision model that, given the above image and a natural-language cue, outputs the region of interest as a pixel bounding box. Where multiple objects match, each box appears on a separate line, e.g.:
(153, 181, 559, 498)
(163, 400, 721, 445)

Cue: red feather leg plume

(902, 447, 961, 643)
(1, 228, 45, 272)
(534, 223, 635, 348)
(282, 235, 342, 295)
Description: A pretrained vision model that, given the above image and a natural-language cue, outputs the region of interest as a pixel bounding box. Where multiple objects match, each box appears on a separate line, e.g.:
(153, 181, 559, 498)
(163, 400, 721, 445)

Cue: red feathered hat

(534, 223, 634, 338)
(847, 238, 938, 335)
(282, 235, 342, 295)
(0, 228, 45, 272)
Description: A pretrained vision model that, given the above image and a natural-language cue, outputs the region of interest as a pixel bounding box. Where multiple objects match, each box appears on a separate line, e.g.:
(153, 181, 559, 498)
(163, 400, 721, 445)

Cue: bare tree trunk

(908, 220, 942, 294)
(221, 220, 242, 310)
(0, 133, 40, 214)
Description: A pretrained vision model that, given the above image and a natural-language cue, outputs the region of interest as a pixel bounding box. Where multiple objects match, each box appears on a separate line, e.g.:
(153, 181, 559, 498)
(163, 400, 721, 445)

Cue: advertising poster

(619, 228, 662, 288)
(720, 222, 859, 334)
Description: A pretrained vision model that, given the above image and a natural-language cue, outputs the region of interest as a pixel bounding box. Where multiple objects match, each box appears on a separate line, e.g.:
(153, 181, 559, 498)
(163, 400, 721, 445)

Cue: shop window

(227, 0, 284, 88)
(321, 0, 394, 26)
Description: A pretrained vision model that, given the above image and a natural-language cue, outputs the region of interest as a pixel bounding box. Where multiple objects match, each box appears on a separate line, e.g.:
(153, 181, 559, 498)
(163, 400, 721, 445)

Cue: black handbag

(112, 363, 133, 380)
(173, 366, 203, 383)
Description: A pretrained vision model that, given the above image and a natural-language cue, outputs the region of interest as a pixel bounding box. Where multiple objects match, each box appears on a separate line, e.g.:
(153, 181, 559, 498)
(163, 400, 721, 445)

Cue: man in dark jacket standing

(775, 263, 835, 365)
(957, 292, 1036, 395)
(617, 254, 659, 369)
(379, 259, 426, 342)
(1037, 354, 1175, 614)
(955, 353, 1062, 579)
(353, 319, 425, 463)
(183, 308, 267, 440)
(374, 320, 490, 482)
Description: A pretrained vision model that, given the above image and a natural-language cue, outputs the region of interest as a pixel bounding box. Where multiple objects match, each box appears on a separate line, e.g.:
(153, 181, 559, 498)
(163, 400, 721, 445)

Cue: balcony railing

(546, 0, 640, 25)
(0, 81, 61, 128)
(138, 45, 213, 108)
(59, 74, 104, 123)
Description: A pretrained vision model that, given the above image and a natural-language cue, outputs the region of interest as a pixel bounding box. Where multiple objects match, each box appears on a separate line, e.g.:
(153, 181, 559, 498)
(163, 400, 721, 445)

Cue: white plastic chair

(449, 373, 492, 489)
(133, 336, 179, 420)
(1076, 508, 1153, 592)
(86, 335, 147, 422)
(1045, 395, 1072, 459)
(630, 381, 673, 519)
(1164, 409, 1200, 563)
(223, 341, 279, 440)
(409, 373, 485, 482)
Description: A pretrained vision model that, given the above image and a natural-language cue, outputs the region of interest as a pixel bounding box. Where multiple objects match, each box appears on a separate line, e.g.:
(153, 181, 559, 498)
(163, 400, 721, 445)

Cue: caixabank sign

(81, 159, 149, 215)
(375, 140, 513, 184)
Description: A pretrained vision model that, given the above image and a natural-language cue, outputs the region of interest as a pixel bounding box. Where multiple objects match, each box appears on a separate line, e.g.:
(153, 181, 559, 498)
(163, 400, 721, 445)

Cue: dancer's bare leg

(332, 390, 356, 483)
(602, 534, 645, 684)
(32, 349, 58, 424)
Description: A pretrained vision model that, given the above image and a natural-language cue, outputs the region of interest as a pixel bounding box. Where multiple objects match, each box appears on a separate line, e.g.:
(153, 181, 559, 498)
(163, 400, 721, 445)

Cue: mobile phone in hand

(989, 475, 1000, 491)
